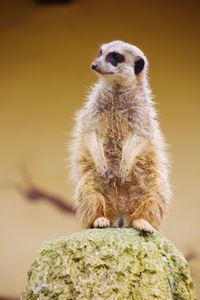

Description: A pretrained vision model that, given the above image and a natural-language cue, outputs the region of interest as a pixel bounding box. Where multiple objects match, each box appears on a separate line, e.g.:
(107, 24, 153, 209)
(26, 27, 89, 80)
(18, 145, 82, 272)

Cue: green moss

(21, 228, 196, 299)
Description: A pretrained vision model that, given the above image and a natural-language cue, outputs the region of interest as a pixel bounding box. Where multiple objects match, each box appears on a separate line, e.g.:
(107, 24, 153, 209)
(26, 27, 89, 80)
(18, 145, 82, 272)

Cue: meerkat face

(91, 40, 148, 86)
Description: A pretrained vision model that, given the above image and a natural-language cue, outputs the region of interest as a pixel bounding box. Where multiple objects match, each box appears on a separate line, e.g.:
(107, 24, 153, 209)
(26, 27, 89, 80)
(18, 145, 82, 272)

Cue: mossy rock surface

(21, 228, 196, 299)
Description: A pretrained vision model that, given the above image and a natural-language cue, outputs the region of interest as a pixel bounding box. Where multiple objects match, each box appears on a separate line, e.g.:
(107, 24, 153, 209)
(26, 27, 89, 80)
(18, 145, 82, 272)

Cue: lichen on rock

(21, 228, 196, 299)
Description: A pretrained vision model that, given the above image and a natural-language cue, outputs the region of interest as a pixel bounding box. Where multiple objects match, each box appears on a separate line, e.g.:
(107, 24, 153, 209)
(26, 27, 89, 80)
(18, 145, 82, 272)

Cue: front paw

(118, 163, 129, 184)
(96, 163, 109, 178)
(100, 161, 121, 180)
(102, 168, 114, 179)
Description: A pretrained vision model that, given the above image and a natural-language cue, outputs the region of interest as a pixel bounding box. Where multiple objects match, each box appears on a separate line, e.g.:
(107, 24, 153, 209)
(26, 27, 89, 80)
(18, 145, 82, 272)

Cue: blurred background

(0, 0, 200, 298)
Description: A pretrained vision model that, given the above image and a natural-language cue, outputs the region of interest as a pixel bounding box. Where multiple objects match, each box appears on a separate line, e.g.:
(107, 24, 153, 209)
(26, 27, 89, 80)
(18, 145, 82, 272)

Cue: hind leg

(74, 171, 113, 228)
(127, 152, 169, 233)
(127, 190, 165, 233)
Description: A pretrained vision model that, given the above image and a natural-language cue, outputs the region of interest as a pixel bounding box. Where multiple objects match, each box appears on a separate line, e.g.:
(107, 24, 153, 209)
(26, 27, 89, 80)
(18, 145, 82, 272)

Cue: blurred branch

(0, 164, 73, 214)
(0, 297, 19, 300)
(0, 165, 74, 300)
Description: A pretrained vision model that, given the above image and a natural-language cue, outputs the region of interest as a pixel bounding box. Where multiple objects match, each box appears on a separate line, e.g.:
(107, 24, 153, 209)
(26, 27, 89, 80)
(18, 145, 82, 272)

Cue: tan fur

(68, 40, 171, 232)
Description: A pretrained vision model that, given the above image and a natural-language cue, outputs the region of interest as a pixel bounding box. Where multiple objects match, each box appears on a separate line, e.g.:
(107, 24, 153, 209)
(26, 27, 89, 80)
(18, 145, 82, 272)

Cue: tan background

(0, 0, 200, 298)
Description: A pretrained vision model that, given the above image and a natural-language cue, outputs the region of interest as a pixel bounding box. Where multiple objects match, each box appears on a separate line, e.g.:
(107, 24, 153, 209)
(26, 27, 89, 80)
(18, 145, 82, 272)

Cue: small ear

(134, 56, 145, 75)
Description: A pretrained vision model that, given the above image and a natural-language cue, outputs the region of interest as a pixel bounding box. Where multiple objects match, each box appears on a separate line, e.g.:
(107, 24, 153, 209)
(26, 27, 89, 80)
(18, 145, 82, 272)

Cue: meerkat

(68, 40, 171, 233)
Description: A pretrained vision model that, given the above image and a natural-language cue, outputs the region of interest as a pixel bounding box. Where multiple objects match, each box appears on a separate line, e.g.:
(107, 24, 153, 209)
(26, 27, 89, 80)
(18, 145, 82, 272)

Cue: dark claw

(103, 170, 110, 178)
(103, 169, 114, 179)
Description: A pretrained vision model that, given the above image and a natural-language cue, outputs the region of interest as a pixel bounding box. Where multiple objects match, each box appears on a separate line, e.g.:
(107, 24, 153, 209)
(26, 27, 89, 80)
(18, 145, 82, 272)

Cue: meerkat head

(91, 40, 148, 86)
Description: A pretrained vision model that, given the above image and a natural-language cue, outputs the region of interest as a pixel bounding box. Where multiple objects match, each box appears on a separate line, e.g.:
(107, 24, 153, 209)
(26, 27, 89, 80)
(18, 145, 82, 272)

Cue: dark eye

(105, 51, 125, 67)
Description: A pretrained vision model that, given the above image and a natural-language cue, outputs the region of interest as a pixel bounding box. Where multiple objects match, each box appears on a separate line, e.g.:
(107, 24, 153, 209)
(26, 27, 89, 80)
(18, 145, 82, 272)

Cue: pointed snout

(91, 63, 99, 71)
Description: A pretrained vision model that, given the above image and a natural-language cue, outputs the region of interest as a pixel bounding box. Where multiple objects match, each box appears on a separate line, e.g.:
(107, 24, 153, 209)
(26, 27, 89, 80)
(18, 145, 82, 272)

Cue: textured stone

(21, 228, 196, 299)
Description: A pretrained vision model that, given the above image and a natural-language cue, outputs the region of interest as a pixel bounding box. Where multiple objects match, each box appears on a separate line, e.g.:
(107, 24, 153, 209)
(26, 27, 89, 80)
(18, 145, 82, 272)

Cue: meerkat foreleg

(74, 171, 110, 228)
(84, 132, 108, 177)
(119, 135, 146, 183)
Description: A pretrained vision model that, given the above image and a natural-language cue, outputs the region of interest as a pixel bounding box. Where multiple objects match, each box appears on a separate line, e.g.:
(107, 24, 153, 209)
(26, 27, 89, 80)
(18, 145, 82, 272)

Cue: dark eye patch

(105, 51, 125, 67)
(134, 57, 145, 75)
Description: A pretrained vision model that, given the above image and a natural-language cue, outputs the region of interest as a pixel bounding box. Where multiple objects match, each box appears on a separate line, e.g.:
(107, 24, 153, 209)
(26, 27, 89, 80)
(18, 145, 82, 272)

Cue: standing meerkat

(68, 40, 171, 233)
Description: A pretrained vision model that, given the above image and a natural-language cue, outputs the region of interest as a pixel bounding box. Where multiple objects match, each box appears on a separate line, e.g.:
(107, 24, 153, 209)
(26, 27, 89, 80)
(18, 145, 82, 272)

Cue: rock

(21, 228, 196, 299)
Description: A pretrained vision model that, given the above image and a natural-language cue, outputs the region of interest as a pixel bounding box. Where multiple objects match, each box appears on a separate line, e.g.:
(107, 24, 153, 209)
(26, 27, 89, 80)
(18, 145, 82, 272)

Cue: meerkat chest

(95, 95, 134, 133)
(100, 109, 130, 136)
(95, 105, 132, 159)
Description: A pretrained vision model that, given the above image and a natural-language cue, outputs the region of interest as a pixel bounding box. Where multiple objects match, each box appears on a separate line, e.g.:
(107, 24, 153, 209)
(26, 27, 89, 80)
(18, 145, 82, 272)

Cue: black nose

(91, 63, 98, 70)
